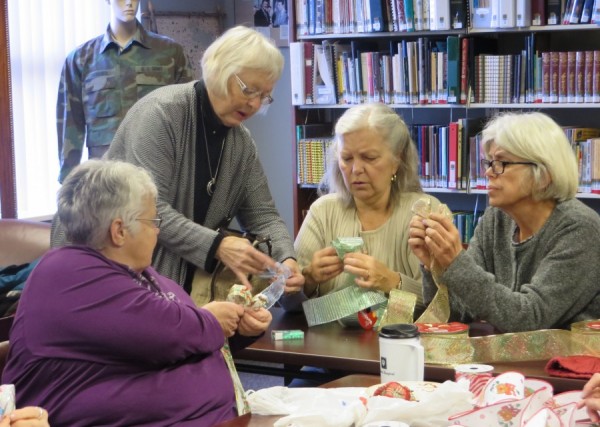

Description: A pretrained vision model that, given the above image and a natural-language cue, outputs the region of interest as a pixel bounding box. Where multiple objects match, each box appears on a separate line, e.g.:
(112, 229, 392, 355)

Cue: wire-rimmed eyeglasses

(234, 74, 274, 105)
(480, 159, 537, 175)
(136, 216, 163, 229)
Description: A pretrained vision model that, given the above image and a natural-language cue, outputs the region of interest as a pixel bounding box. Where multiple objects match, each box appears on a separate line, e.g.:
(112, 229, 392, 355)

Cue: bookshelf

(289, 1, 600, 236)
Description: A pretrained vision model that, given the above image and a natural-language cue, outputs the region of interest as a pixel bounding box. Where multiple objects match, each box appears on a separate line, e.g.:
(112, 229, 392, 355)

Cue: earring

(391, 174, 397, 183)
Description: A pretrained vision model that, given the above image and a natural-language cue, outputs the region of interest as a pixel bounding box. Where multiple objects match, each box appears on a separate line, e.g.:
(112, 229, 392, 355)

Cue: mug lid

(379, 323, 420, 339)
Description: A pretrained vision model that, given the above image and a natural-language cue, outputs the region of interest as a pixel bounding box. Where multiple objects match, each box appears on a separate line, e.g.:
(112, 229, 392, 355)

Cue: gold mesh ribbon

(379, 289, 417, 326)
(217, 285, 260, 415)
(421, 326, 600, 365)
(220, 343, 250, 415)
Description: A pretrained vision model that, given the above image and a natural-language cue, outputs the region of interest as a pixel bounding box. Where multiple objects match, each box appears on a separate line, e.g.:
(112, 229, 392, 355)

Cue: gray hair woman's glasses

(234, 74, 274, 105)
(136, 217, 163, 229)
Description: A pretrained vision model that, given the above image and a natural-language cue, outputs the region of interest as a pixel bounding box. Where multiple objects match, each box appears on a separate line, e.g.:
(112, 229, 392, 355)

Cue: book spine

(550, 51, 559, 103)
(558, 51, 568, 103)
(576, 50, 585, 103)
(542, 51, 551, 103)
(404, 0, 416, 30)
(592, 0, 600, 22)
(568, 51, 577, 103)
(593, 50, 600, 103)
(447, 35, 460, 104)
(460, 37, 469, 104)
(580, 0, 595, 22)
(585, 50, 594, 103)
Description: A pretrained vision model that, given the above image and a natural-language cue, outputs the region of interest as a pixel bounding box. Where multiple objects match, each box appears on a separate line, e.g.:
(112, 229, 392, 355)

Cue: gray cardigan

(105, 81, 295, 285)
(423, 198, 600, 332)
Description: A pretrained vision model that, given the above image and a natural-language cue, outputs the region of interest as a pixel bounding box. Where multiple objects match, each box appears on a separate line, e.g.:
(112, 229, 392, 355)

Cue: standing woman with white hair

(52, 25, 304, 304)
(408, 111, 600, 332)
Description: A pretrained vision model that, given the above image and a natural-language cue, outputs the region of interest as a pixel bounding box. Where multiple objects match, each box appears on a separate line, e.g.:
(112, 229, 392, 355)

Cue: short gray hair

(201, 26, 284, 97)
(58, 159, 158, 249)
(482, 111, 578, 202)
(320, 103, 422, 206)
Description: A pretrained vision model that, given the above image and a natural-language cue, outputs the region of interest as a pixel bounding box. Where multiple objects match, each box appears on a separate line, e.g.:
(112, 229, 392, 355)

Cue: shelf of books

(289, 0, 600, 234)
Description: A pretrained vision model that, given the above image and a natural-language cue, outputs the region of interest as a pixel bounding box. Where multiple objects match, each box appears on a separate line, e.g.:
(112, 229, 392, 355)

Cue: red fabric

(545, 355, 600, 379)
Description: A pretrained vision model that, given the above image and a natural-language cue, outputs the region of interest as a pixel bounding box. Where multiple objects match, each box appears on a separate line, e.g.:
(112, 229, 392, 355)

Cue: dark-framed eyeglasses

(234, 74, 274, 105)
(480, 159, 537, 175)
(136, 216, 163, 229)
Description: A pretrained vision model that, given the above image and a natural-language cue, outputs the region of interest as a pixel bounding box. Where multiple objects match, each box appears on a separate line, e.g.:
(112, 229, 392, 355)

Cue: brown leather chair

(0, 219, 50, 374)
(0, 219, 51, 267)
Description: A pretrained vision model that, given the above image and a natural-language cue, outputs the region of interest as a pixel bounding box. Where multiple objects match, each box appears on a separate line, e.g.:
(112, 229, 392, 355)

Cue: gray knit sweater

(104, 81, 295, 285)
(423, 198, 600, 332)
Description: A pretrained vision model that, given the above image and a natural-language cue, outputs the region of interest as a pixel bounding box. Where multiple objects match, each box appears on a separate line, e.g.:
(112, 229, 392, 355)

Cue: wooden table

(235, 307, 588, 393)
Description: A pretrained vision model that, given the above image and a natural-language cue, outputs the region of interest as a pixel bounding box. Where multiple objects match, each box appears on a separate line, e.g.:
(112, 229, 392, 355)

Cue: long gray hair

(320, 103, 422, 206)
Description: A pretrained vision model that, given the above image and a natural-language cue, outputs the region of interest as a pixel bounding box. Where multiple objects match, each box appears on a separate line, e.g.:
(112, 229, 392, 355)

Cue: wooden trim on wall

(0, 0, 16, 218)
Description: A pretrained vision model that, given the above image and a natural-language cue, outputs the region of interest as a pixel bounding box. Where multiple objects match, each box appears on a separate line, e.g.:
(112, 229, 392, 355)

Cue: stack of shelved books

(566, 127, 600, 193)
(290, 35, 468, 106)
(454, 211, 483, 244)
(412, 118, 484, 191)
(295, 0, 468, 36)
(297, 137, 333, 185)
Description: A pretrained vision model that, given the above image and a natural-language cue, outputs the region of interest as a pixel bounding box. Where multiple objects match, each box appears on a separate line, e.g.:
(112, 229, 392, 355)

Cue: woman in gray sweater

(408, 112, 600, 332)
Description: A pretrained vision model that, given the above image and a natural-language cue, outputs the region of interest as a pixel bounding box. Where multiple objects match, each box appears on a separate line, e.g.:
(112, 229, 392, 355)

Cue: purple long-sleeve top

(2, 246, 239, 426)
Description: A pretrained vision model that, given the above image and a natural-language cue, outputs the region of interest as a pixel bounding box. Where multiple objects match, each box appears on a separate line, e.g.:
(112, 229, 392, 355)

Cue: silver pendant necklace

(200, 100, 225, 196)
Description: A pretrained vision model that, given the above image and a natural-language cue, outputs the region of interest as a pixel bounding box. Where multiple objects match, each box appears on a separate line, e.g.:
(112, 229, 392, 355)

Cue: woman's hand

(203, 301, 245, 337)
(302, 247, 344, 289)
(237, 307, 272, 337)
(577, 372, 600, 422)
(216, 236, 276, 288)
(0, 407, 49, 427)
(281, 258, 305, 293)
(408, 214, 433, 268)
(421, 213, 463, 271)
(343, 252, 399, 293)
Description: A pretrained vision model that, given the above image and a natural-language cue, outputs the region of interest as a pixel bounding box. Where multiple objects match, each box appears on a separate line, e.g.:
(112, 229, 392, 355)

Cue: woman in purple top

(2, 159, 272, 426)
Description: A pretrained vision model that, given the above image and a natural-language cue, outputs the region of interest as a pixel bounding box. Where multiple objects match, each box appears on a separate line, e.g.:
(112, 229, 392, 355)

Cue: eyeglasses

(234, 74, 274, 105)
(136, 216, 162, 229)
(480, 159, 537, 175)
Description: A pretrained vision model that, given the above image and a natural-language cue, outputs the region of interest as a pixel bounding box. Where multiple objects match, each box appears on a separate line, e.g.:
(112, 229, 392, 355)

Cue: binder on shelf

(290, 42, 306, 106)
(498, 0, 516, 27)
(591, 0, 600, 23)
(516, 0, 532, 27)
(429, 0, 451, 30)
(471, 0, 492, 28)
(313, 43, 336, 105)
(413, 0, 425, 31)
(403, 0, 416, 31)
(489, 0, 500, 27)
(580, 0, 595, 23)
(564, 0, 585, 23)
(366, 0, 388, 31)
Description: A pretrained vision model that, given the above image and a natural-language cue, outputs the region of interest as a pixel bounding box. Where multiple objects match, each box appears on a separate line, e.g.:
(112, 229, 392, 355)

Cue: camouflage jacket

(57, 21, 193, 183)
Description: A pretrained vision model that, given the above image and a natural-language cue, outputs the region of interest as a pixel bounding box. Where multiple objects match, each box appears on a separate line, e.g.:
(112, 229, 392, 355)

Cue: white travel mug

(379, 323, 425, 382)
